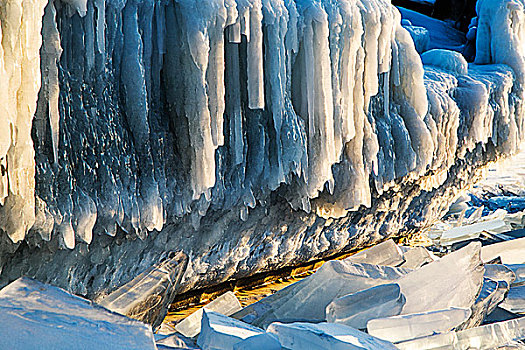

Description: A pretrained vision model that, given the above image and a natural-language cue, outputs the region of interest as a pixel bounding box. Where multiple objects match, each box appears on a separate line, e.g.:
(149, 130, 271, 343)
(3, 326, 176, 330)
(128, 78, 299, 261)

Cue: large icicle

(295, 1, 337, 198)
(245, 0, 265, 109)
(0, 0, 47, 242)
(39, 0, 62, 164)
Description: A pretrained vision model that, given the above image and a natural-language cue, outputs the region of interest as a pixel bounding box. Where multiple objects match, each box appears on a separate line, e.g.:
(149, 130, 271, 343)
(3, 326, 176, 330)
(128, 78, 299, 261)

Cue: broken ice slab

(396, 242, 484, 314)
(0, 277, 157, 350)
(325, 283, 405, 329)
(345, 239, 404, 267)
(452, 228, 525, 252)
(439, 219, 510, 245)
(175, 291, 242, 337)
(395, 331, 458, 350)
(232, 260, 411, 327)
(508, 265, 525, 286)
(232, 333, 281, 350)
(197, 310, 265, 350)
(367, 307, 471, 343)
(267, 321, 397, 350)
(485, 264, 517, 285)
(98, 251, 188, 330)
(482, 237, 525, 264)
(460, 278, 504, 329)
(456, 316, 525, 349)
(500, 285, 525, 314)
(156, 332, 199, 349)
(400, 246, 437, 269)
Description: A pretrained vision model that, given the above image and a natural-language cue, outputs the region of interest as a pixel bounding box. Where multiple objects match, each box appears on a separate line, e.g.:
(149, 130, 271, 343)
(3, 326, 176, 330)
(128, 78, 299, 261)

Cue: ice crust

(0, 0, 519, 248)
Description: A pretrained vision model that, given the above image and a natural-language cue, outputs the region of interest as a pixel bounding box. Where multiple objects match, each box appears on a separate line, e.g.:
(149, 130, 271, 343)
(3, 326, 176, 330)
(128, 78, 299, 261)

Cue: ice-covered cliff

(0, 0, 523, 296)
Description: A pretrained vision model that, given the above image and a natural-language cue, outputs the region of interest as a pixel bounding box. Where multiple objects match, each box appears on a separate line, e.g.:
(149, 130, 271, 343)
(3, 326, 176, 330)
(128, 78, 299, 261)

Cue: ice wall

(6, 0, 441, 248)
(0, 0, 523, 295)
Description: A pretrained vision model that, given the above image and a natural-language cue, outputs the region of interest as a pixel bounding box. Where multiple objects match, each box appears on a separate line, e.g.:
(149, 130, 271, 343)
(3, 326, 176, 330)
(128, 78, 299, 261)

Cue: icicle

(85, 2, 95, 73)
(297, 2, 337, 198)
(247, 0, 264, 109)
(62, 0, 88, 17)
(41, 0, 63, 164)
(94, 0, 106, 55)
(207, 6, 228, 147)
(0, 0, 47, 242)
(225, 30, 244, 166)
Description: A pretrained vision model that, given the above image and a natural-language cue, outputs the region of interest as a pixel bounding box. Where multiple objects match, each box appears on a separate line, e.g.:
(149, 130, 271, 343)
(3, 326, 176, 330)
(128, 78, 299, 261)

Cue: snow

(0, 278, 157, 350)
(421, 49, 469, 76)
(398, 7, 467, 51)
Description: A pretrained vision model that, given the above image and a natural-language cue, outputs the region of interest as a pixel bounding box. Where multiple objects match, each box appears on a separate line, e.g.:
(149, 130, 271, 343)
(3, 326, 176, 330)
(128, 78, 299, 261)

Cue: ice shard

(156, 332, 199, 349)
(485, 264, 517, 286)
(400, 246, 437, 269)
(396, 242, 484, 314)
(345, 239, 404, 266)
(0, 278, 157, 350)
(482, 238, 525, 264)
(500, 285, 525, 314)
(456, 317, 525, 349)
(197, 311, 265, 350)
(395, 331, 458, 350)
(460, 278, 508, 329)
(325, 283, 405, 329)
(508, 265, 525, 286)
(367, 307, 471, 343)
(233, 260, 410, 327)
(267, 321, 397, 350)
(98, 251, 188, 329)
(439, 219, 510, 246)
(175, 291, 243, 338)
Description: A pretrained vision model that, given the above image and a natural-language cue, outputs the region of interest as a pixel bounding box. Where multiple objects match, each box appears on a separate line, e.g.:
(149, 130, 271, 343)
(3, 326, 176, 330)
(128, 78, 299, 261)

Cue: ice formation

(0, 0, 466, 245)
(0, 0, 524, 297)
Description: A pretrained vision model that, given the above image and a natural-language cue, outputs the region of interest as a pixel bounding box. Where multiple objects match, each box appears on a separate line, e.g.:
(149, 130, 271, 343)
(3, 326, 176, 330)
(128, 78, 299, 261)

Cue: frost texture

(0, 0, 524, 254)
